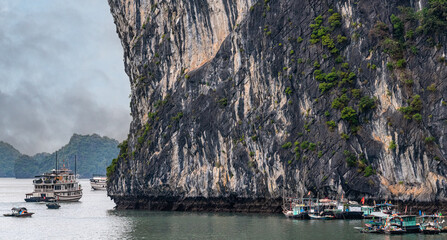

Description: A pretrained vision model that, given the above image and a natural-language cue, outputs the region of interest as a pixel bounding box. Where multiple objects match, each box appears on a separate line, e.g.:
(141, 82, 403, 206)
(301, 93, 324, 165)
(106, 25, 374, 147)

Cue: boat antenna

(75, 155, 77, 180)
(55, 151, 58, 181)
(56, 151, 58, 172)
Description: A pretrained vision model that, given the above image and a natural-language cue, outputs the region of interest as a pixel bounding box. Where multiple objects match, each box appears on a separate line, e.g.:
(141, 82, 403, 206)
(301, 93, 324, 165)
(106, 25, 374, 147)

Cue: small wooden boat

(282, 197, 315, 220)
(309, 214, 334, 220)
(3, 207, 34, 217)
(354, 226, 383, 234)
(384, 225, 406, 234)
(46, 202, 61, 209)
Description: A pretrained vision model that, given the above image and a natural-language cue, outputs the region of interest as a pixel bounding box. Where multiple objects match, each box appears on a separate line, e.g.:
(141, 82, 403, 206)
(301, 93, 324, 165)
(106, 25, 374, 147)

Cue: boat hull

(3, 213, 34, 217)
(55, 194, 82, 202)
(26, 194, 82, 202)
(285, 212, 310, 220)
(90, 176, 107, 190)
(422, 229, 441, 234)
(384, 230, 406, 235)
(289, 212, 310, 220)
(25, 197, 55, 202)
(335, 211, 364, 219)
(91, 185, 106, 190)
(403, 225, 421, 233)
(309, 214, 334, 220)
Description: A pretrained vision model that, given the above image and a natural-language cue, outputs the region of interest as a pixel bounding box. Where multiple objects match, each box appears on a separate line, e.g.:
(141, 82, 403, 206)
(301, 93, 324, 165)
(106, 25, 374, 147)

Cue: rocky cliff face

(107, 0, 447, 212)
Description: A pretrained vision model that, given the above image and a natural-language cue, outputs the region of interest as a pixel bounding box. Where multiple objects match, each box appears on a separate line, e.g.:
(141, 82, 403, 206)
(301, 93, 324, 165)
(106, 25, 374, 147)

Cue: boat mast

(55, 150, 58, 197)
(55, 151, 58, 178)
(75, 155, 77, 180)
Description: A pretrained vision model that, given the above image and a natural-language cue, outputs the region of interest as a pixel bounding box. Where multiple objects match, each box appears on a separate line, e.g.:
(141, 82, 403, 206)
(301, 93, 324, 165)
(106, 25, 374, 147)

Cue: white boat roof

(370, 212, 389, 218)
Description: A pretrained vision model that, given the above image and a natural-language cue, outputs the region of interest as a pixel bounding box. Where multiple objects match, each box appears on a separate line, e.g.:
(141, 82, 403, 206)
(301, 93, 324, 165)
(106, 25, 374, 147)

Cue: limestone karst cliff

(107, 0, 447, 212)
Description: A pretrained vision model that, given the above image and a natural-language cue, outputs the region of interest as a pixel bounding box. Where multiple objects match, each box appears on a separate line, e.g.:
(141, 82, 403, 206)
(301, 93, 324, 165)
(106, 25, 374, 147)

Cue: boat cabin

(389, 215, 419, 233)
(362, 206, 374, 216)
(396, 215, 417, 227)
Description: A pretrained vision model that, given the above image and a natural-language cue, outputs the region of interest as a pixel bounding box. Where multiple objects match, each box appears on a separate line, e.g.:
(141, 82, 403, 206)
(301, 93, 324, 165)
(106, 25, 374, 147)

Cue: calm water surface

(0, 178, 444, 240)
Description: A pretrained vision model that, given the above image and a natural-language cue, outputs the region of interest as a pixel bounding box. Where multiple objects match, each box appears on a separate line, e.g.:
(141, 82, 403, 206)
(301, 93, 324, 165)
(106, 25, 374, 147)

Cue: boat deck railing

(33, 180, 79, 185)
(31, 189, 54, 193)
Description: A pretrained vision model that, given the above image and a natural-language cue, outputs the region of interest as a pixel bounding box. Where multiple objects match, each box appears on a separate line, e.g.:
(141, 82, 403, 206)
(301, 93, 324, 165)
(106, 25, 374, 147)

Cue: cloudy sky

(0, 0, 131, 155)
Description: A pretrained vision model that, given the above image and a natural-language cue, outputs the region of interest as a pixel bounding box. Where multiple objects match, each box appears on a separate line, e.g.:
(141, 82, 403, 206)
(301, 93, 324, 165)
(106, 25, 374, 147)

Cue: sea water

(0, 178, 444, 240)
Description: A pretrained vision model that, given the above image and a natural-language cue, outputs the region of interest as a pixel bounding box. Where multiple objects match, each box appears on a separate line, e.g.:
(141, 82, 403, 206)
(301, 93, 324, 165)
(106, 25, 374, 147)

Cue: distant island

(0, 133, 119, 178)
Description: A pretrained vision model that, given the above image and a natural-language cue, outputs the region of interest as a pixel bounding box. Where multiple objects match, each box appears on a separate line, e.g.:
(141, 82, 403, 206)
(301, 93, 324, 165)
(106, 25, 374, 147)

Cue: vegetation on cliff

(107, 0, 447, 210)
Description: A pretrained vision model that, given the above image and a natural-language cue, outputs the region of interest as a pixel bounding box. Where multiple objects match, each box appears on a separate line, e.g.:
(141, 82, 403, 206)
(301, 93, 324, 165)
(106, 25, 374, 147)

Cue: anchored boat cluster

(283, 197, 446, 235)
(283, 197, 363, 220)
(3, 155, 107, 218)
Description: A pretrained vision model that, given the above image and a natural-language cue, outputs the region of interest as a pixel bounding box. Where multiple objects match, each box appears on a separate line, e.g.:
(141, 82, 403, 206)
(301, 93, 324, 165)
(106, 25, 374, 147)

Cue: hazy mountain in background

(1, 133, 119, 178)
(0, 141, 21, 177)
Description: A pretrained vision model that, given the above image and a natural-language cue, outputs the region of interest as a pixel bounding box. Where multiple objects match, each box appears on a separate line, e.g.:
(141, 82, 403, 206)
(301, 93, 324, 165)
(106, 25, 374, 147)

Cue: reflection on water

(0, 178, 445, 239)
(106, 210, 444, 240)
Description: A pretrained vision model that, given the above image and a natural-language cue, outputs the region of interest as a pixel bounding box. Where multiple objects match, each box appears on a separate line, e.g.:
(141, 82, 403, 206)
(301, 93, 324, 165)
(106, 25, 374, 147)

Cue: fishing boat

(367, 203, 398, 218)
(354, 226, 383, 234)
(282, 197, 318, 219)
(46, 202, 61, 209)
(383, 216, 408, 234)
(384, 225, 406, 234)
(419, 215, 442, 234)
(355, 214, 419, 235)
(3, 207, 34, 217)
(333, 201, 364, 219)
(25, 154, 82, 202)
(90, 175, 107, 190)
(282, 203, 310, 219)
(355, 216, 386, 234)
(395, 215, 420, 233)
(307, 198, 336, 220)
(316, 198, 364, 219)
(380, 214, 419, 233)
(362, 219, 385, 233)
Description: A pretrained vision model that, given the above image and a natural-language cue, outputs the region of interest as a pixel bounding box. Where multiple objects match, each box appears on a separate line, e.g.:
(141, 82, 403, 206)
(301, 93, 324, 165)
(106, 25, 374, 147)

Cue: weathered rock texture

(107, 0, 447, 212)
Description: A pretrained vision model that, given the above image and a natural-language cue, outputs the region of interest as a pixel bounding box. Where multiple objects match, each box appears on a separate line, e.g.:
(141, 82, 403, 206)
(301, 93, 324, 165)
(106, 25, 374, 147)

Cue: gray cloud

(0, 0, 131, 155)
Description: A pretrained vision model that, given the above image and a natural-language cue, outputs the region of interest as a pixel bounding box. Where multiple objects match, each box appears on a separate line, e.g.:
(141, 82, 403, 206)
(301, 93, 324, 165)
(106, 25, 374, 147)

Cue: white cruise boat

(25, 168, 83, 202)
(90, 175, 107, 190)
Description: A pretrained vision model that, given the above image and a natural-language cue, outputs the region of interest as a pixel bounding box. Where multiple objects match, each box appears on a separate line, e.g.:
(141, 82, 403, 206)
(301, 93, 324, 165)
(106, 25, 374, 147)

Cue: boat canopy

(370, 212, 389, 218)
(375, 203, 396, 207)
(11, 207, 27, 212)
